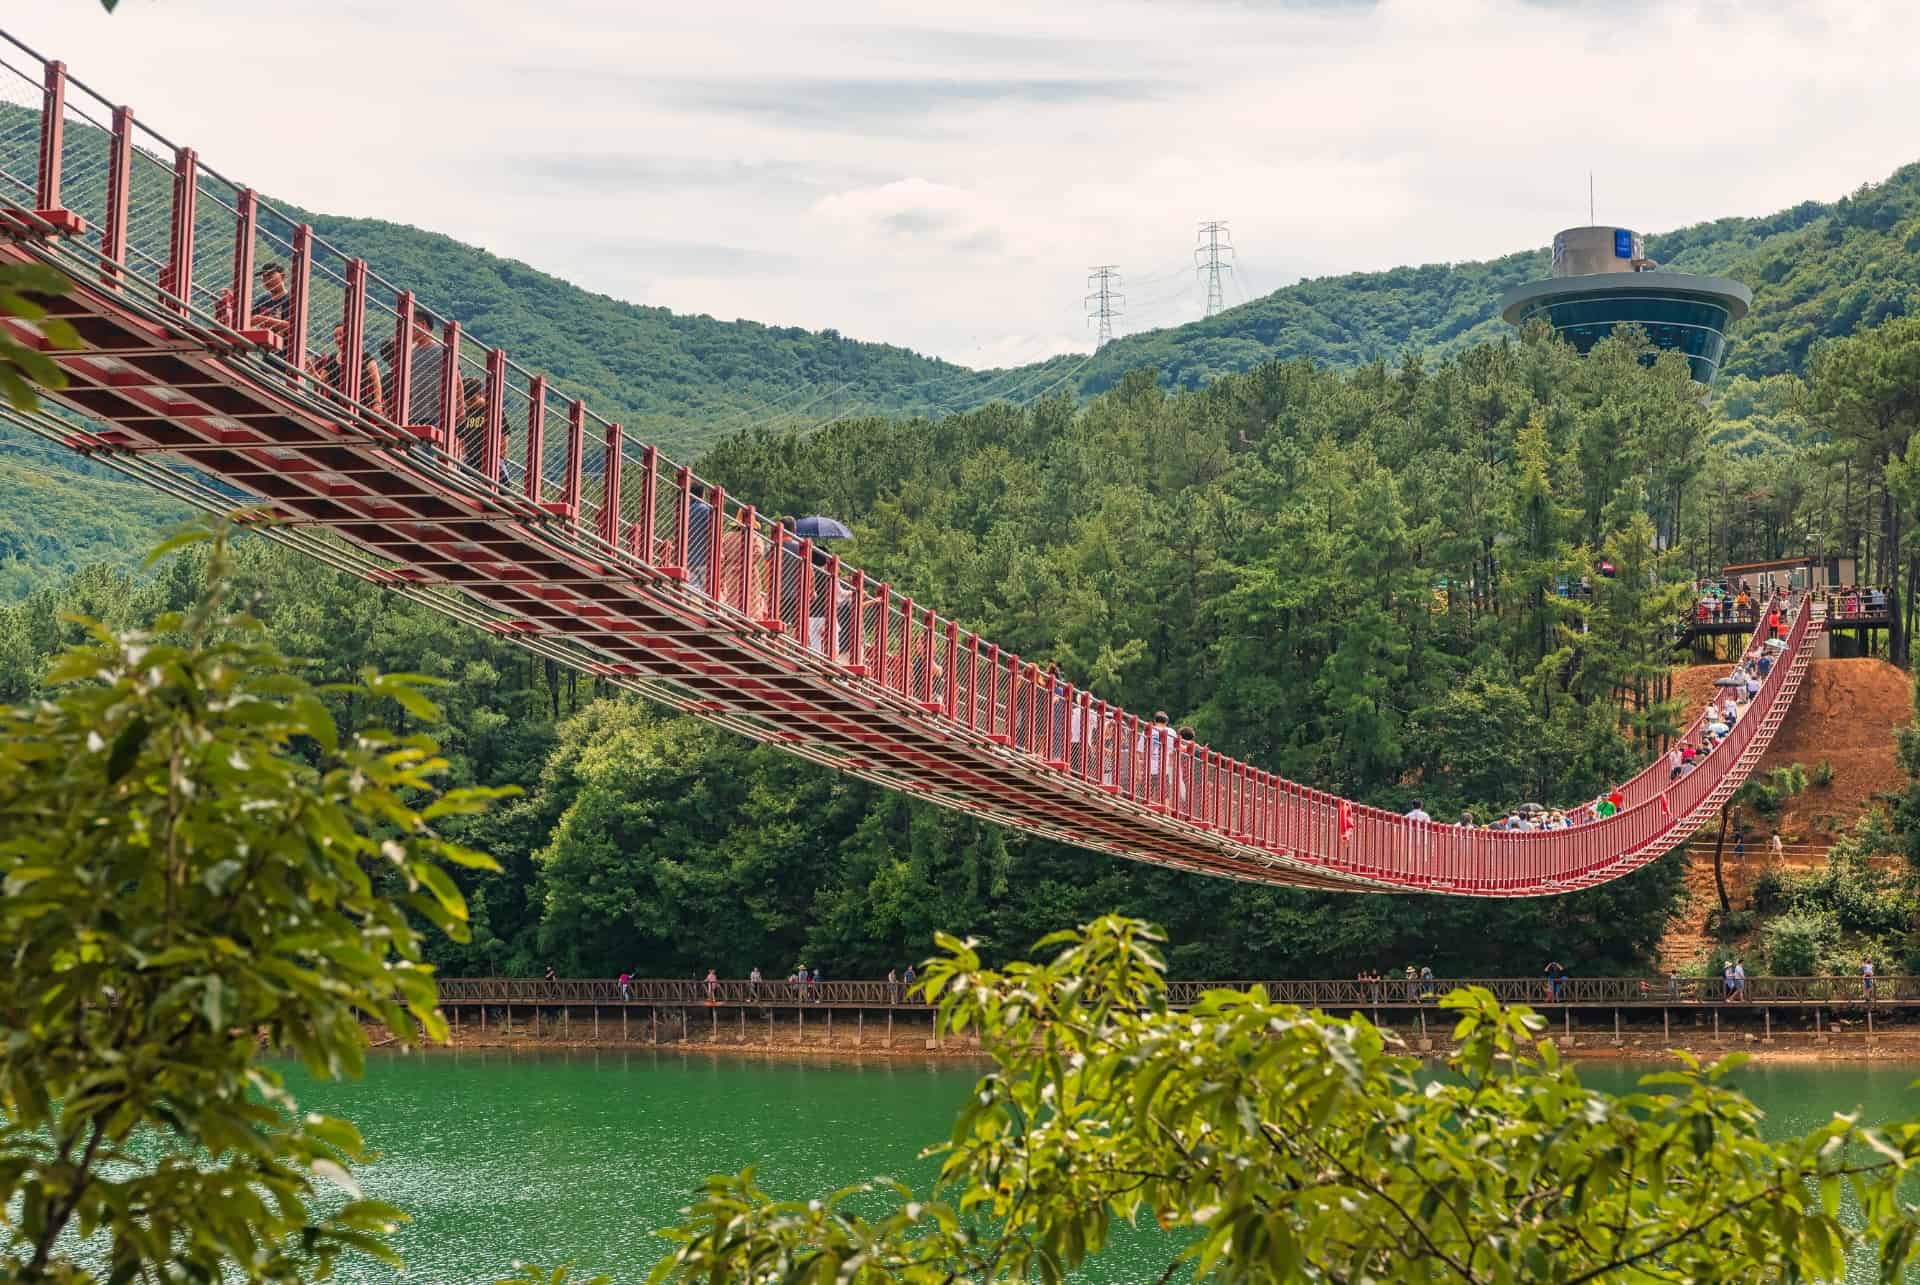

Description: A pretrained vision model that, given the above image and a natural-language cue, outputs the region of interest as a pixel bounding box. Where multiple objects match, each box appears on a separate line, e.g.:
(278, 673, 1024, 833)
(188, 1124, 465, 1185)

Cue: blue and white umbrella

(792, 515, 853, 540)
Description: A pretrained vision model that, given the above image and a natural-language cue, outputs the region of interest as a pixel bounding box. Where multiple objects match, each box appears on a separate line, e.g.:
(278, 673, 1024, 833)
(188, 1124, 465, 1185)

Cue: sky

(12, 1, 1920, 368)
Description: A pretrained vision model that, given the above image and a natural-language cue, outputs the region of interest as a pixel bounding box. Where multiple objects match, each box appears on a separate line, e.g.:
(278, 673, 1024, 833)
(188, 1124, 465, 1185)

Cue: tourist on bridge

(1403, 964, 1417, 1004)
(903, 964, 917, 1000)
(544, 962, 556, 982)
(749, 966, 762, 1000)
(1544, 960, 1566, 1003)
(618, 971, 632, 1002)
(1732, 958, 1747, 1001)
(252, 261, 292, 339)
(1404, 800, 1431, 822)
(705, 968, 719, 1004)
(810, 966, 824, 1000)
(1667, 747, 1683, 781)
(399, 310, 445, 428)
(887, 968, 899, 1005)
(1721, 960, 1735, 1000)
(1864, 958, 1876, 1001)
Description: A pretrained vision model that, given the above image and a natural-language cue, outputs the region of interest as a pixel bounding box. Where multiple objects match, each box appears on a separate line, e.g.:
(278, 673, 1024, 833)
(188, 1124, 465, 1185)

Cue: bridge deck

(0, 33, 1824, 896)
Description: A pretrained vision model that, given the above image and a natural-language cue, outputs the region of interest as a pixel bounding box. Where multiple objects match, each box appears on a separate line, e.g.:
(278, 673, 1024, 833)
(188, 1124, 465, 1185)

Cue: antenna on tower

(1084, 265, 1124, 347)
(1195, 221, 1234, 318)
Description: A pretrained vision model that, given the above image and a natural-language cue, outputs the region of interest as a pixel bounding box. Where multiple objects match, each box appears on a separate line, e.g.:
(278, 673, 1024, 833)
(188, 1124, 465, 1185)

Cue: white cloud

(13, 0, 1920, 368)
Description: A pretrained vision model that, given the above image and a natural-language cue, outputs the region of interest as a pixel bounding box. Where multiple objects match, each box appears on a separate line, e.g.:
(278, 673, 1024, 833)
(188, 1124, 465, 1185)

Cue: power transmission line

(1194, 220, 1234, 318)
(1084, 265, 1124, 347)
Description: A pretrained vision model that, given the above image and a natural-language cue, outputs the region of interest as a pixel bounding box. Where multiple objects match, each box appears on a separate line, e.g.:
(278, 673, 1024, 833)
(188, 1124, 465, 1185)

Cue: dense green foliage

(0, 523, 504, 1281)
(635, 918, 1920, 1283)
(4, 323, 1736, 982)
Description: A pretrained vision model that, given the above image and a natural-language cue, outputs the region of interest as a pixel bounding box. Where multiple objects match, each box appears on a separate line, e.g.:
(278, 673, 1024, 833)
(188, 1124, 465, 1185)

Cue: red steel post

(287, 225, 313, 373)
(101, 106, 132, 283)
(523, 375, 547, 502)
(944, 620, 960, 718)
(561, 400, 585, 518)
(797, 539, 816, 650)
(874, 584, 891, 686)
(341, 258, 367, 407)
(705, 486, 726, 597)
(230, 188, 257, 331)
(736, 505, 757, 613)
(823, 554, 842, 657)
(670, 465, 691, 572)
(897, 597, 915, 695)
(635, 445, 657, 560)
(391, 292, 416, 426)
(766, 520, 785, 627)
(597, 421, 623, 546)
(436, 318, 462, 453)
(481, 347, 506, 483)
(166, 147, 197, 311)
(967, 634, 981, 730)
(847, 569, 866, 673)
(36, 61, 64, 212)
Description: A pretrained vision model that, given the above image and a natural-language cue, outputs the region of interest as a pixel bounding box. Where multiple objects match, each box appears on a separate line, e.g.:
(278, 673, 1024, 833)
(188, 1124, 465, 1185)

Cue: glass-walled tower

(1498, 227, 1751, 384)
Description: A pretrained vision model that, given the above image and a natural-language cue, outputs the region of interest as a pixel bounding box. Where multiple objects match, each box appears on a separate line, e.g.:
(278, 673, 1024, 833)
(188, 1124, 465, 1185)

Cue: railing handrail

(432, 973, 1913, 1006)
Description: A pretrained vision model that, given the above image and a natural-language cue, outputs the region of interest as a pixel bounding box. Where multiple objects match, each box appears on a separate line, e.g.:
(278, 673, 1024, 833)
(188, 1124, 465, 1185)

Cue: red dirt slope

(1659, 659, 1910, 969)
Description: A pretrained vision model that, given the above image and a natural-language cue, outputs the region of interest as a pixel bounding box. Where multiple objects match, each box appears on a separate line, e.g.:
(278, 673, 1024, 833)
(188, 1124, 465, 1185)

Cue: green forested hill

(7, 152, 1920, 589)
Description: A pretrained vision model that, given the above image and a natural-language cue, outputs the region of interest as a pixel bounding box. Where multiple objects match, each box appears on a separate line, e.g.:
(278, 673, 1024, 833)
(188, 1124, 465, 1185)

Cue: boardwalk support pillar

(1814, 1007, 1824, 1042)
(650, 1007, 657, 1045)
(1662, 1007, 1669, 1043)
(1612, 1008, 1621, 1047)
(887, 1008, 894, 1049)
(857, 1008, 864, 1048)
(1712, 1008, 1719, 1043)
(1763, 1007, 1772, 1044)
(622, 1007, 627, 1042)
(767, 1010, 774, 1047)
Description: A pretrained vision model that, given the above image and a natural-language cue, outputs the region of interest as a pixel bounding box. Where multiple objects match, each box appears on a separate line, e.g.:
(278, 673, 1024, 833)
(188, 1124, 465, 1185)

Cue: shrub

(1811, 757, 1835, 788)
(1764, 907, 1840, 976)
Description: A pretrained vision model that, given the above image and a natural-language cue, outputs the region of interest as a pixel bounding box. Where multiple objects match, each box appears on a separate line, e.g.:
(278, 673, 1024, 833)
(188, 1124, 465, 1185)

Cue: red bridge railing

(0, 32, 1817, 895)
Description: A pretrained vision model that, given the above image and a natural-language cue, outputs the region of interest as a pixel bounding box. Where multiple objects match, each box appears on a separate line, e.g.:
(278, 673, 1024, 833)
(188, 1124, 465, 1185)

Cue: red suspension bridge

(0, 35, 1820, 896)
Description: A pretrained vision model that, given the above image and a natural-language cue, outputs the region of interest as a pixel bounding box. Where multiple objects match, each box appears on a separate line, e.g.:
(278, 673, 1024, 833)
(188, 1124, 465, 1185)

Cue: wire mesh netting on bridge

(0, 31, 1825, 896)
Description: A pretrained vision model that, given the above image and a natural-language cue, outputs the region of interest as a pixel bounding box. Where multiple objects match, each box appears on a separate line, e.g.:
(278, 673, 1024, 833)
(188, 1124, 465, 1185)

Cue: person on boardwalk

(705, 968, 719, 1004)
(810, 966, 824, 1001)
(1544, 960, 1565, 1003)
(903, 964, 917, 1001)
(618, 971, 632, 1002)
(749, 966, 762, 1001)
(1863, 958, 1876, 1002)
(1405, 800, 1431, 822)
(1721, 960, 1734, 1000)
(1732, 958, 1747, 1001)
(887, 967, 899, 1005)
(1770, 832, 1783, 860)
(544, 962, 556, 982)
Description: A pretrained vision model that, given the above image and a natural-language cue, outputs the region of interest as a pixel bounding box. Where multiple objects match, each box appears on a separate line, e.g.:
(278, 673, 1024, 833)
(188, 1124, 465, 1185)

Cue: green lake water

(289, 1051, 1920, 1283)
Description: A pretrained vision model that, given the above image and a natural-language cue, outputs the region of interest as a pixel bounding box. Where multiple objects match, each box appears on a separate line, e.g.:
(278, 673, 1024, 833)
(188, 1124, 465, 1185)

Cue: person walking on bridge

(705, 968, 719, 1004)
(618, 971, 632, 1002)
(749, 966, 762, 1001)
(887, 968, 899, 1005)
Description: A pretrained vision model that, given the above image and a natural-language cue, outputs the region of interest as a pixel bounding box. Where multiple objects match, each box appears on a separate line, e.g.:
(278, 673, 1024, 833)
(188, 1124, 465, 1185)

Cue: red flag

(1338, 799, 1354, 843)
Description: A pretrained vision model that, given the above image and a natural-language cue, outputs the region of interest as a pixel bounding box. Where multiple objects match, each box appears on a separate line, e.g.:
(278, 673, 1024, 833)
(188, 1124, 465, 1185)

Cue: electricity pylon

(1195, 221, 1233, 318)
(1084, 265, 1124, 347)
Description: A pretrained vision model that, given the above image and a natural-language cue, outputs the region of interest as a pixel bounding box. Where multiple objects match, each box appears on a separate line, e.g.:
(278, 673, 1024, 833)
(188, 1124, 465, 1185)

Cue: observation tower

(1498, 227, 1751, 385)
